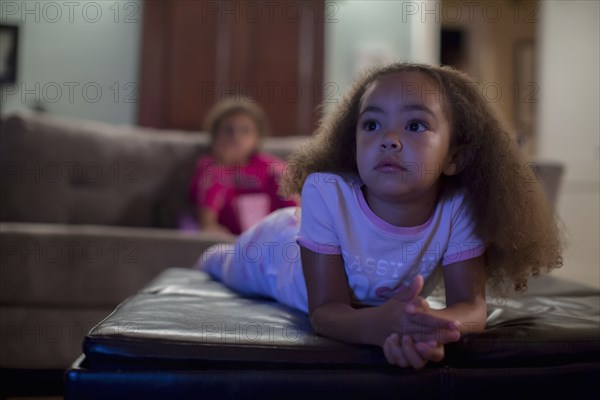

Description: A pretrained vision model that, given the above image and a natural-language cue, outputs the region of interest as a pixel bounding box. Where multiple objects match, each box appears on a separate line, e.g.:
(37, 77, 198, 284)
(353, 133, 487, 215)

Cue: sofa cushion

(0, 111, 211, 227)
(0, 222, 235, 307)
(0, 306, 113, 369)
(83, 268, 600, 368)
(0, 111, 310, 227)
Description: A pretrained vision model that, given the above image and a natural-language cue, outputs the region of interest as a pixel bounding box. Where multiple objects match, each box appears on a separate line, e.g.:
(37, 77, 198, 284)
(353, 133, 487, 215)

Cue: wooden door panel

(168, 1, 219, 131)
(139, 0, 324, 136)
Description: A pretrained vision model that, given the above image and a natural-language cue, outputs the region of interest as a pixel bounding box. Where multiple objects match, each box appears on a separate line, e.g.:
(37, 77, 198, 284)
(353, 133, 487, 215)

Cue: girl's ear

(443, 162, 458, 176)
(443, 147, 463, 176)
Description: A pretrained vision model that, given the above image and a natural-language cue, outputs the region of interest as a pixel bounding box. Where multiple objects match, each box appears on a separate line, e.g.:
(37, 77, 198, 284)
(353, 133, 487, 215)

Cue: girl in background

(189, 98, 297, 235)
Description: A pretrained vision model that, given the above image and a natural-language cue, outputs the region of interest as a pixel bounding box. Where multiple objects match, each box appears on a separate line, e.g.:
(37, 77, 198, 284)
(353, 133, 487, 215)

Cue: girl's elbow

(454, 301, 487, 335)
(308, 309, 328, 338)
(468, 302, 488, 334)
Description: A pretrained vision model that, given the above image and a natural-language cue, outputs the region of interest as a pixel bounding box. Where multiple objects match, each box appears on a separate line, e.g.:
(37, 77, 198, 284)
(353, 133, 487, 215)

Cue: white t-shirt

(295, 172, 488, 307)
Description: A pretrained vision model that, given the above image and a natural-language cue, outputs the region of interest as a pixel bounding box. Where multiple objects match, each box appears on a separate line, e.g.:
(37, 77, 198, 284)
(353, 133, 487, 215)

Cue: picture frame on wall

(0, 24, 19, 85)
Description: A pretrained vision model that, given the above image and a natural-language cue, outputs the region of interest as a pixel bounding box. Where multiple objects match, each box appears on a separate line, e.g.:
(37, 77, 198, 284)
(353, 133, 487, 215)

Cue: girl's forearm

(198, 207, 230, 233)
(309, 300, 476, 347)
(428, 301, 488, 336)
(309, 302, 388, 347)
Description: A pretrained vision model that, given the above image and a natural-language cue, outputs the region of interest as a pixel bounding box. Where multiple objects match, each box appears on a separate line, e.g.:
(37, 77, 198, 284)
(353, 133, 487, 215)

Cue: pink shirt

(295, 172, 488, 307)
(189, 152, 298, 234)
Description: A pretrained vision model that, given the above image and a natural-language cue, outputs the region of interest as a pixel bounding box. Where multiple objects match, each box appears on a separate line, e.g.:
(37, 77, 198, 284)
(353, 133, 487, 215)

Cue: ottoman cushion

(82, 268, 600, 368)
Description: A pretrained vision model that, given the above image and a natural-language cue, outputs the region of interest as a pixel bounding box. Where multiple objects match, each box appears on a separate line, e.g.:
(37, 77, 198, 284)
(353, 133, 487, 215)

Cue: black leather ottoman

(65, 268, 600, 400)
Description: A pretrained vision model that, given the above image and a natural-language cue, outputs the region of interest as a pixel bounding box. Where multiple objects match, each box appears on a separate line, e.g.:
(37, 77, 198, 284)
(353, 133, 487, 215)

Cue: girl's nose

(381, 131, 402, 151)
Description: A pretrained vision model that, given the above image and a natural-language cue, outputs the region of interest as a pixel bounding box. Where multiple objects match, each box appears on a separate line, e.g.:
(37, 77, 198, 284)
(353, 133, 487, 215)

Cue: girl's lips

(375, 158, 406, 172)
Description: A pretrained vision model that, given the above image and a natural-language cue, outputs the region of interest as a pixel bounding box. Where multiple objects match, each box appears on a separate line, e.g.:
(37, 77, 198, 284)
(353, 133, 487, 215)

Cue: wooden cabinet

(138, 0, 324, 136)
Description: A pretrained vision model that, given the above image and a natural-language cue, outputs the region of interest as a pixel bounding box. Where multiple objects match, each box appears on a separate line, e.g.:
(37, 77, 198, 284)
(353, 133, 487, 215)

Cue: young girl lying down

(196, 62, 564, 369)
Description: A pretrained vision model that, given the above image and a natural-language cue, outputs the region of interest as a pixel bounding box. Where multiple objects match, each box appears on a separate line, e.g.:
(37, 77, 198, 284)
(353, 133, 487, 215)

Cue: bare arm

(424, 254, 488, 336)
(301, 246, 460, 347)
(198, 207, 231, 234)
(300, 246, 372, 344)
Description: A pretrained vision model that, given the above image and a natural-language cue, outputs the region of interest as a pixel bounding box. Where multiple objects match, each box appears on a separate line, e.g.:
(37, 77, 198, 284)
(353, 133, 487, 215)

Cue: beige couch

(0, 110, 308, 370)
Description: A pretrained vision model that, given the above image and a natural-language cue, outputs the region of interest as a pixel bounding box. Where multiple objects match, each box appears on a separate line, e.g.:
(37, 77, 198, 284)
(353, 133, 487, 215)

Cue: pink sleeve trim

(295, 236, 341, 255)
(442, 244, 487, 267)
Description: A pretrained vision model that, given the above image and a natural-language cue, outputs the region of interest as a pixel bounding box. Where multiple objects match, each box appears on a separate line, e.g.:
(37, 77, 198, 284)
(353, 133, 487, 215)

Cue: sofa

(0, 109, 587, 398)
(0, 110, 308, 395)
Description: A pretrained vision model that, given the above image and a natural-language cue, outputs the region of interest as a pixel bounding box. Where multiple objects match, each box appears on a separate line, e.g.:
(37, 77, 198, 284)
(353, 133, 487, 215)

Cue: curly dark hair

(280, 62, 565, 299)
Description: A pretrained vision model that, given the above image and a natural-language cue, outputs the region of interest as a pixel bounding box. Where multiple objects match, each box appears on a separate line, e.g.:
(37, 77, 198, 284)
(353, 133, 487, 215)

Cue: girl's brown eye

(363, 120, 379, 131)
(406, 120, 428, 132)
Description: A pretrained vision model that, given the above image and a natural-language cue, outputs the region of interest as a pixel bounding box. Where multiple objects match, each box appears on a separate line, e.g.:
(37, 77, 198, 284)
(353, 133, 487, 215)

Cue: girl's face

(213, 112, 260, 165)
(355, 71, 457, 201)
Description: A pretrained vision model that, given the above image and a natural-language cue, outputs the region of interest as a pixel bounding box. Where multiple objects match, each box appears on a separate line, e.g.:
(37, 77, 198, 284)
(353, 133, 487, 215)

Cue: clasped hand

(380, 274, 461, 370)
